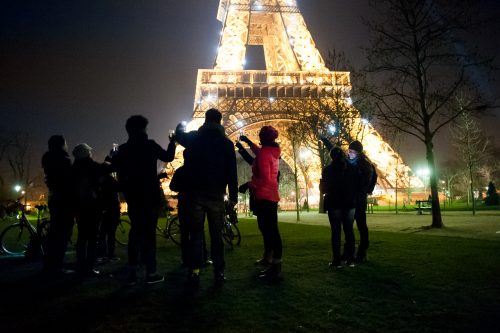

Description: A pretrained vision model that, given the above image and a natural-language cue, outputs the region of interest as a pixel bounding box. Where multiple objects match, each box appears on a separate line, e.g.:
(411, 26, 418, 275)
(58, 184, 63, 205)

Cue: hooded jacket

(248, 142, 281, 203)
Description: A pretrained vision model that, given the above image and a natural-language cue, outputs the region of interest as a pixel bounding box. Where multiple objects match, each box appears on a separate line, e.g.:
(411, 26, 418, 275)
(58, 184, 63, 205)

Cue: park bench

(415, 200, 432, 215)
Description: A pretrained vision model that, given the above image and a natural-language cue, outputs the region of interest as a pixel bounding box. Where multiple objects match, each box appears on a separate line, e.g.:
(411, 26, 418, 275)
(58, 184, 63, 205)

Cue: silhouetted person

(347, 141, 374, 263)
(113, 115, 176, 285)
(72, 143, 107, 276)
(41, 135, 74, 275)
(320, 146, 359, 268)
(238, 126, 283, 281)
(175, 108, 237, 288)
(96, 170, 121, 262)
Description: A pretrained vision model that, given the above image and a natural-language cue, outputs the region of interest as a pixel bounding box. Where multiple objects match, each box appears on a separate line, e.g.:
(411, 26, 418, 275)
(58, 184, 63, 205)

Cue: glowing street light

(417, 168, 430, 198)
(14, 185, 22, 193)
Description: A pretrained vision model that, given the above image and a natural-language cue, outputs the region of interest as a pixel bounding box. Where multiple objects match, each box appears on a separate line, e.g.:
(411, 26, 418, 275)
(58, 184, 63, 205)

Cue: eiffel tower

(184, 0, 422, 199)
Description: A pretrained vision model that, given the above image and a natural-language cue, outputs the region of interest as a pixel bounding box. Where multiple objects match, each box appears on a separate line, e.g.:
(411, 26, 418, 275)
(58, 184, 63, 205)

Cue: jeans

(354, 196, 369, 256)
(328, 208, 355, 261)
(184, 193, 225, 274)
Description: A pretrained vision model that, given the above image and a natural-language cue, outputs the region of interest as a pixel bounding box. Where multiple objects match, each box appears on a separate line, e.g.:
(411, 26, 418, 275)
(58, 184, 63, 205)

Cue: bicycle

(222, 201, 241, 249)
(115, 203, 180, 246)
(0, 199, 50, 258)
(156, 204, 181, 246)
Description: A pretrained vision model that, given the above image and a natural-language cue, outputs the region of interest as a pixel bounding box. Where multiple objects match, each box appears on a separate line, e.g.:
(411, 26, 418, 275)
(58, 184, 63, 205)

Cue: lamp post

(417, 168, 430, 199)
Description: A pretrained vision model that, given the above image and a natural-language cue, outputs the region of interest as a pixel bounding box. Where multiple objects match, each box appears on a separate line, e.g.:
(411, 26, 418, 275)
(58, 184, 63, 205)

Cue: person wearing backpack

(347, 141, 375, 263)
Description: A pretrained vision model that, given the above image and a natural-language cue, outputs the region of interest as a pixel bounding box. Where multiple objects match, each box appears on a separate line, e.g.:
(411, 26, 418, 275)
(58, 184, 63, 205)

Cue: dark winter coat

(180, 122, 238, 203)
(321, 157, 359, 211)
(41, 149, 72, 197)
(349, 153, 374, 199)
(113, 133, 175, 207)
(72, 157, 107, 211)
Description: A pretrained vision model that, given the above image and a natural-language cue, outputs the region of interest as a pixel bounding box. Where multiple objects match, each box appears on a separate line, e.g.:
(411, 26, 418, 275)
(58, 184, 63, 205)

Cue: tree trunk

(426, 141, 443, 228)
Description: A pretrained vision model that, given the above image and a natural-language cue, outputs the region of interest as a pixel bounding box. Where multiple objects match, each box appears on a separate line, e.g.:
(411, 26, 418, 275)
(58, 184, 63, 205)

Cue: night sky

(1, 0, 499, 169)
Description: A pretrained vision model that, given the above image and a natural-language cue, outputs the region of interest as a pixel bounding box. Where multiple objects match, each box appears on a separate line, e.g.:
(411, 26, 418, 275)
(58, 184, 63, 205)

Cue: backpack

(367, 164, 377, 194)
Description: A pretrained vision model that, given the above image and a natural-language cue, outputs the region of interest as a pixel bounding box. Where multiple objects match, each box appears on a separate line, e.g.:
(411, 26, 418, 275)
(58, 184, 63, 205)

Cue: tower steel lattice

(183, 0, 421, 199)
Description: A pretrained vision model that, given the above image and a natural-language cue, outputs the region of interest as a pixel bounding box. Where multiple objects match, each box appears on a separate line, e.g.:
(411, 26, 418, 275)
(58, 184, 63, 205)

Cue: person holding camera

(174, 109, 238, 288)
(238, 126, 283, 282)
(112, 115, 176, 286)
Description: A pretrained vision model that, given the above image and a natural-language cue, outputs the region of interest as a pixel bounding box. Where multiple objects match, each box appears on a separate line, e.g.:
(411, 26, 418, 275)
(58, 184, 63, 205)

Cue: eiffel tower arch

(181, 0, 422, 203)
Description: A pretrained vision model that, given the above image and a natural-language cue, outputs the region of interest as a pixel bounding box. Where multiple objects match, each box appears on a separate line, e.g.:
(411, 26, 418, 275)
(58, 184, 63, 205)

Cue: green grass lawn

(1, 216, 500, 333)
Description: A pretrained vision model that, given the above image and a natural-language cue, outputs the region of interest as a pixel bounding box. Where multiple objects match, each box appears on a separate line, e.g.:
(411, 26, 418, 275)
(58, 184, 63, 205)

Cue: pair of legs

(354, 196, 369, 259)
(127, 202, 160, 276)
(44, 194, 74, 273)
(75, 206, 101, 275)
(184, 193, 225, 278)
(97, 206, 120, 259)
(178, 193, 209, 267)
(328, 208, 355, 263)
(255, 200, 282, 263)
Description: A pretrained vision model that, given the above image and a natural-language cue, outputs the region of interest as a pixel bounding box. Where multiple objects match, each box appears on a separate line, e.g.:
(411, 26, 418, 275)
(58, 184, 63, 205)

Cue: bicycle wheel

(166, 215, 181, 246)
(0, 223, 31, 255)
(115, 218, 131, 246)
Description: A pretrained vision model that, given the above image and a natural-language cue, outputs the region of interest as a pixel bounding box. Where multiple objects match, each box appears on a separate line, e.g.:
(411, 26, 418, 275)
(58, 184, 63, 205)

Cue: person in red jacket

(239, 126, 283, 281)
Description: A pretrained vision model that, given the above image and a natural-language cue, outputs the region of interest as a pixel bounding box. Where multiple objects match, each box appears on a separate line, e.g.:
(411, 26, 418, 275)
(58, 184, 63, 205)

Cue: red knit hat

(259, 126, 279, 144)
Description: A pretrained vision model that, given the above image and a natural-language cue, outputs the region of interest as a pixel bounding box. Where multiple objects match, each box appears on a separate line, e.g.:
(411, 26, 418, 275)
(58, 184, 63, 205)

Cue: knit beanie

(348, 140, 363, 153)
(259, 126, 279, 145)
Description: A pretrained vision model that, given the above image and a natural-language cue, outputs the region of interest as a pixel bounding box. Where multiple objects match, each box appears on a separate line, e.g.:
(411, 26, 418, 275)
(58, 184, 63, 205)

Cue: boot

(258, 261, 283, 282)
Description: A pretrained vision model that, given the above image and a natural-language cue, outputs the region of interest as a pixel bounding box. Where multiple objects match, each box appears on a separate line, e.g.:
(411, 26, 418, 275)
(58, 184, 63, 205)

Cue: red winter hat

(259, 126, 279, 144)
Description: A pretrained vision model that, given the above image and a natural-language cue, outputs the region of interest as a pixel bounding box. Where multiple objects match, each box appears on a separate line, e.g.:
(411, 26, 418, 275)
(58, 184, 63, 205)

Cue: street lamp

(14, 185, 22, 193)
(417, 168, 430, 199)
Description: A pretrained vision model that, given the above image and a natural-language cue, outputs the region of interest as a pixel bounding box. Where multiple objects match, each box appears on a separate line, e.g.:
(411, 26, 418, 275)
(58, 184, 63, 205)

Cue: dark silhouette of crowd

(38, 109, 376, 287)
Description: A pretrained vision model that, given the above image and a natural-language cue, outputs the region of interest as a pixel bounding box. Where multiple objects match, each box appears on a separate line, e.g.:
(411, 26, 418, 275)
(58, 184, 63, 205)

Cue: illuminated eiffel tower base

(180, 0, 422, 204)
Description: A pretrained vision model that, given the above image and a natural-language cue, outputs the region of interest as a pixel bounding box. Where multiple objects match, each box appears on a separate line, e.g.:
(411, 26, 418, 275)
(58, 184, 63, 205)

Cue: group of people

(41, 136, 122, 277)
(41, 107, 375, 287)
(320, 138, 376, 268)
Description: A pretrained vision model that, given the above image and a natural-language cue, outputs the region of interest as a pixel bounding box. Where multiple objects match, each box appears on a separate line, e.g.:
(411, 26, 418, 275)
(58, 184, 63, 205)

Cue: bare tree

(451, 107, 489, 215)
(360, 0, 494, 227)
(282, 123, 304, 221)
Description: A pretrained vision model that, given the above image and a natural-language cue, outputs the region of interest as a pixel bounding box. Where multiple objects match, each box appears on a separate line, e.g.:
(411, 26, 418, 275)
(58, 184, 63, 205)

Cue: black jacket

(41, 149, 72, 196)
(72, 157, 107, 210)
(179, 123, 238, 202)
(113, 133, 175, 206)
(321, 158, 359, 211)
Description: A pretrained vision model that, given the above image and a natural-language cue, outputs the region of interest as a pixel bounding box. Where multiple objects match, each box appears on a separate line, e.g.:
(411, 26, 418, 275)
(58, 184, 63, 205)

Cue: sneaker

(145, 273, 165, 285)
(109, 257, 121, 262)
(346, 260, 355, 268)
(126, 271, 137, 286)
(329, 260, 343, 269)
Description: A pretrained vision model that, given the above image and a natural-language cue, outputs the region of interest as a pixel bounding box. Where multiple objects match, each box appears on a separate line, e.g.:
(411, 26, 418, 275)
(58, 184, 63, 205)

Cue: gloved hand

(239, 135, 251, 144)
(238, 182, 249, 194)
(319, 136, 330, 145)
(235, 141, 244, 150)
